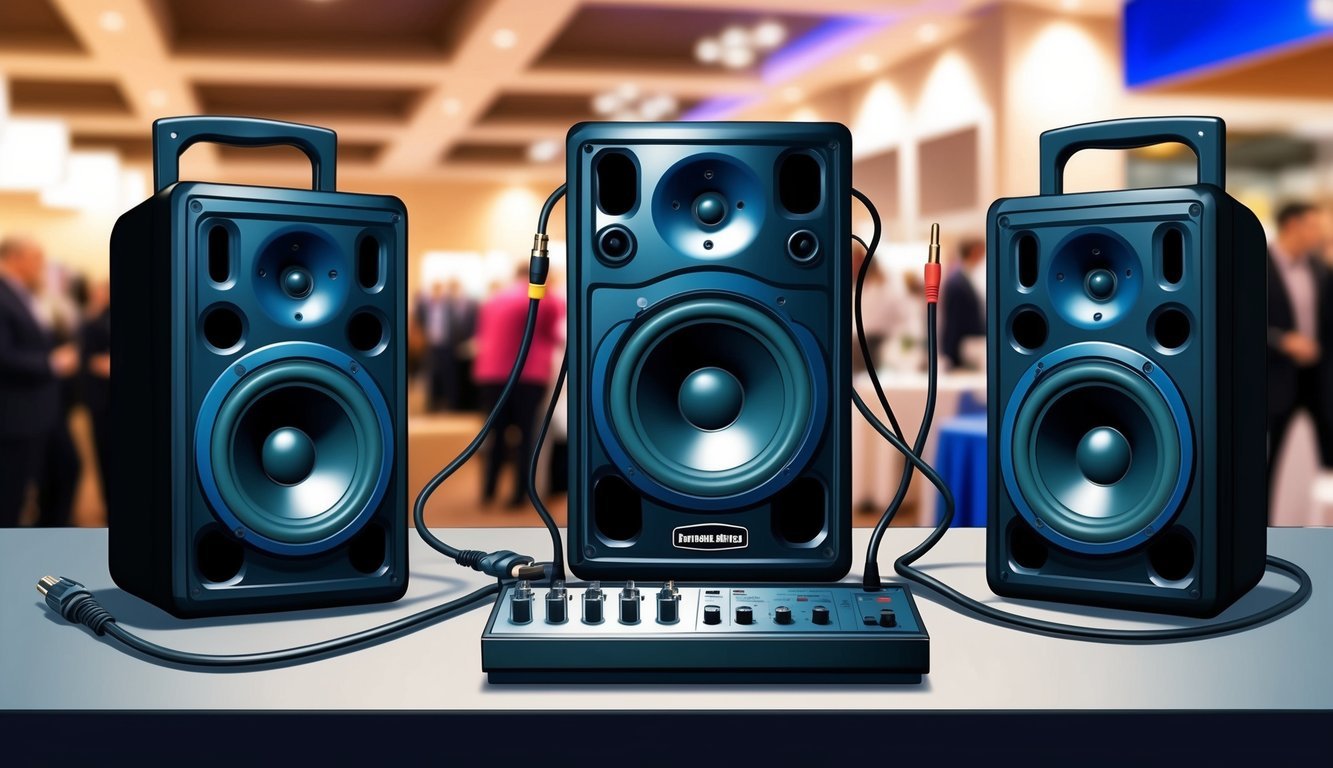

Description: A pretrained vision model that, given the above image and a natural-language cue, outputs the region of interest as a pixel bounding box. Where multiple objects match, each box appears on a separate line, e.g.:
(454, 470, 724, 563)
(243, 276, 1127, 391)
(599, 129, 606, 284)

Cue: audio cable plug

(529, 233, 551, 299)
(924, 223, 942, 304)
(37, 576, 113, 635)
(455, 549, 546, 580)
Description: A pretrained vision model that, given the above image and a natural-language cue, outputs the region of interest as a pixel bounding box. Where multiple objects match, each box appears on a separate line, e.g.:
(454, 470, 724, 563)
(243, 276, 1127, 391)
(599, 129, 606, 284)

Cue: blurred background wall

(2, 0, 1331, 529)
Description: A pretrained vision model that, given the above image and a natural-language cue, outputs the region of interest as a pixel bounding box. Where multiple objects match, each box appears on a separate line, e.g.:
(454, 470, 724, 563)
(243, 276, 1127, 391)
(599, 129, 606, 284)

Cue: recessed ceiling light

(719, 26, 750, 50)
(781, 86, 804, 103)
(99, 11, 126, 32)
(858, 53, 880, 72)
(639, 93, 678, 121)
(491, 28, 517, 49)
(753, 20, 787, 49)
(917, 23, 940, 43)
(528, 139, 561, 163)
(694, 38, 722, 63)
(441, 97, 462, 115)
(1312, 0, 1333, 21)
(1061, 0, 1082, 9)
(146, 89, 169, 108)
(720, 45, 755, 69)
(592, 92, 621, 116)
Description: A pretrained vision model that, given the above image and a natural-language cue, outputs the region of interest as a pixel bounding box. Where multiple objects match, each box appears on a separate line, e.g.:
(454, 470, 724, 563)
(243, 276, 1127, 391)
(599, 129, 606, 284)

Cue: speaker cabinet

(109, 117, 407, 617)
(566, 122, 852, 580)
(987, 117, 1267, 617)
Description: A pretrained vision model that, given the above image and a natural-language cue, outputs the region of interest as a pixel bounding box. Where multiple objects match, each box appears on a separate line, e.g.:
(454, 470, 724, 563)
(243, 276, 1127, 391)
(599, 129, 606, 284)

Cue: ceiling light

(590, 87, 679, 122)
(719, 26, 750, 50)
(639, 93, 678, 121)
(1313, 0, 1333, 22)
(491, 28, 517, 49)
(527, 139, 561, 163)
(720, 45, 755, 69)
(1061, 0, 1082, 9)
(858, 53, 881, 72)
(0, 118, 70, 191)
(694, 38, 721, 63)
(753, 20, 787, 49)
(614, 83, 640, 102)
(441, 97, 462, 115)
(99, 11, 126, 32)
(146, 89, 169, 108)
(592, 92, 621, 115)
(781, 86, 804, 103)
(918, 23, 940, 43)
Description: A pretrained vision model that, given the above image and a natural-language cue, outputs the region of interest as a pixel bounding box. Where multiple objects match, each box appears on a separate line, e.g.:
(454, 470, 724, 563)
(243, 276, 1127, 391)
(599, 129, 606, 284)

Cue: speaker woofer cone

(599, 295, 821, 502)
(1000, 342, 1193, 555)
(195, 342, 394, 556)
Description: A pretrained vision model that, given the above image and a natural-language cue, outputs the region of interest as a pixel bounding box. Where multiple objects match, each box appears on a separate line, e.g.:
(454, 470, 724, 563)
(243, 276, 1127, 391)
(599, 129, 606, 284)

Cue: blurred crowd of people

(409, 266, 566, 508)
(0, 236, 111, 527)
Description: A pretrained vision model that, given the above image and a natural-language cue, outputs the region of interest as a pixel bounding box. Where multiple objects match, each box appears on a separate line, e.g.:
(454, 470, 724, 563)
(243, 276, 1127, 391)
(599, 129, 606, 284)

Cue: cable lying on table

(37, 185, 573, 668)
(852, 220, 1313, 642)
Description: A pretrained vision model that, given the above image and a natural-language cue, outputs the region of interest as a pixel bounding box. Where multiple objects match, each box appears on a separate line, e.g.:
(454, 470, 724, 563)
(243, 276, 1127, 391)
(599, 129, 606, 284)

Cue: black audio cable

(36, 186, 572, 667)
(411, 184, 568, 581)
(851, 227, 1314, 642)
(851, 190, 937, 589)
(527, 356, 569, 583)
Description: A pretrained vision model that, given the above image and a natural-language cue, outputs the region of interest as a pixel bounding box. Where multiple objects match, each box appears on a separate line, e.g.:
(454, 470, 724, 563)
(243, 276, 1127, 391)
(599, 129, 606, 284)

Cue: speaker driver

(597, 295, 823, 505)
(195, 342, 394, 556)
(1000, 341, 1193, 555)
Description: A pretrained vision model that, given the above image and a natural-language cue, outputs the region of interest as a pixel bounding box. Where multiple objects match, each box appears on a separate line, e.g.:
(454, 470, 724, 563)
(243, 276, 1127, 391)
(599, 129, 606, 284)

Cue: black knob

(703, 605, 722, 625)
(812, 605, 831, 625)
(619, 581, 641, 625)
(656, 581, 680, 625)
(544, 581, 568, 624)
(509, 581, 533, 625)
(879, 608, 897, 627)
(582, 582, 605, 624)
(735, 605, 754, 625)
(774, 606, 793, 625)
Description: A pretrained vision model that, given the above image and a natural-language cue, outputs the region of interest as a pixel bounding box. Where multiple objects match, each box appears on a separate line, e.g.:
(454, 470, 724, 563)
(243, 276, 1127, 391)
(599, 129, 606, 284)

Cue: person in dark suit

(941, 238, 987, 370)
(1268, 202, 1333, 499)
(416, 279, 478, 412)
(0, 237, 80, 527)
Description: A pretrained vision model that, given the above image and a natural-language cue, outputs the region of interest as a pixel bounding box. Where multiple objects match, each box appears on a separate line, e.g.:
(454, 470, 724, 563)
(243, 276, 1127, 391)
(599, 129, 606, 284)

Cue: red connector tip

(924, 223, 942, 304)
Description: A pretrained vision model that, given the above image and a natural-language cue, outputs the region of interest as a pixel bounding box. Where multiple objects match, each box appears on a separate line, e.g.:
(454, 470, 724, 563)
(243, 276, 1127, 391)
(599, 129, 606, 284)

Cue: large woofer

(195, 342, 393, 555)
(595, 294, 824, 507)
(1000, 341, 1192, 555)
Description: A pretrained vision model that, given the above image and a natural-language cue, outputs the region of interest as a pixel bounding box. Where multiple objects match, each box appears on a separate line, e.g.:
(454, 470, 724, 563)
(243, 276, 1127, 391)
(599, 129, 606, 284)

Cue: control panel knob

(811, 605, 831, 625)
(582, 581, 605, 625)
(509, 580, 534, 625)
(735, 605, 754, 625)
(619, 581, 641, 625)
(703, 604, 722, 625)
(774, 606, 793, 625)
(544, 580, 568, 624)
(879, 608, 897, 627)
(656, 581, 680, 625)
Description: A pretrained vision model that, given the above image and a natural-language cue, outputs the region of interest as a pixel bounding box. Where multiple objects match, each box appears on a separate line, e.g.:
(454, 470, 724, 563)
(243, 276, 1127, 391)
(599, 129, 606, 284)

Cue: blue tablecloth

(934, 413, 988, 527)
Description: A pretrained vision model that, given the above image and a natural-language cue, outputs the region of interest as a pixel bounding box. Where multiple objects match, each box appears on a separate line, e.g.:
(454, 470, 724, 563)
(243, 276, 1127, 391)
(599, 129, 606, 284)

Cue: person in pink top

(472, 265, 565, 508)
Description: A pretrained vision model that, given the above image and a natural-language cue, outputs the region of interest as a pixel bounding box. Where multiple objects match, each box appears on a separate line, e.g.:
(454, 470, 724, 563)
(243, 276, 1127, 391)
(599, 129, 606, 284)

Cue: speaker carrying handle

(152, 116, 337, 194)
(1039, 116, 1225, 196)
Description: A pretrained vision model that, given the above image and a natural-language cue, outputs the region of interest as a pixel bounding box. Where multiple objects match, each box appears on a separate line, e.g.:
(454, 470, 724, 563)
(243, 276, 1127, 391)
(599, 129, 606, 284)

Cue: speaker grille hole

(778, 152, 821, 215)
(1153, 307, 1191, 350)
(207, 224, 231, 284)
(1161, 227, 1184, 285)
(1009, 520, 1048, 570)
(197, 529, 243, 583)
(1011, 308, 1047, 351)
(1148, 526, 1195, 582)
(202, 305, 244, 352)
(1016, 233, 1038, 289)
(357, 234, 381, 290)
(348, 310, 386, 353)
(349, 522, 387, 574)
(595, 151, 637, 216)
(772, 476, 825, 545)
(594, 474, 642, 542)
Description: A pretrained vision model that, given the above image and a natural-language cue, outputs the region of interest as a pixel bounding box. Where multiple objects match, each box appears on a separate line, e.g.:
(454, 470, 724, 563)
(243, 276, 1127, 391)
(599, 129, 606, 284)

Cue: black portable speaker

(565, 121, 852, 580)
(986, 116, 1267, 617)
(109, 116, 408, 617)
